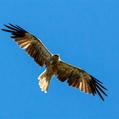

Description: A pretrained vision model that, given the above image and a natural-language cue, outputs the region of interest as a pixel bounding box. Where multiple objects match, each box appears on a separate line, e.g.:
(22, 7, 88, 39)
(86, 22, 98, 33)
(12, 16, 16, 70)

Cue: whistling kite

(2, 24, 107, 101)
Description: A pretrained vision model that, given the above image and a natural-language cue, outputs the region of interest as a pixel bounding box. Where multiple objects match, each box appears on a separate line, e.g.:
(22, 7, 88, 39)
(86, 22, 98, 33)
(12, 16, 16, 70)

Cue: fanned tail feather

(38, 70, 51, 93)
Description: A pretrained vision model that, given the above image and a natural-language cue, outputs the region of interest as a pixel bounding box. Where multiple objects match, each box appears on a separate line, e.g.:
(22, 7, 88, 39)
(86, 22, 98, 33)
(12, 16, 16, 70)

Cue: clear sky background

(0, 0, 119, 119)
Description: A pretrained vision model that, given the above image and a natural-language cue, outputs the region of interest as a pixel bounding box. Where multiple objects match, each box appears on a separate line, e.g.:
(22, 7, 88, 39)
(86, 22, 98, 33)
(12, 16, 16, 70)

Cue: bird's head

(52, 54, 60, 61)
(50, 54, 60, 64)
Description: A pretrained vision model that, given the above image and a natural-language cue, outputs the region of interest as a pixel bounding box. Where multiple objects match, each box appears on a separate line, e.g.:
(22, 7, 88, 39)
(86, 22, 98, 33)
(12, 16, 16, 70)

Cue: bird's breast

(46, 63, 58, 76)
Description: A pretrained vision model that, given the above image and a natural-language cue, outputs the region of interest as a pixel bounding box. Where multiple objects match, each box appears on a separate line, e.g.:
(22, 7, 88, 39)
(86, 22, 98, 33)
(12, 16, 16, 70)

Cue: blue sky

(0, 0, 119, 119)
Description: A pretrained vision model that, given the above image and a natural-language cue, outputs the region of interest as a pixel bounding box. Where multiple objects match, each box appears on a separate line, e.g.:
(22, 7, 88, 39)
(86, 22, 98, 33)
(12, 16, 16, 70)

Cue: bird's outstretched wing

(2, 24, 52, 66)
(56, 61, 107, 101)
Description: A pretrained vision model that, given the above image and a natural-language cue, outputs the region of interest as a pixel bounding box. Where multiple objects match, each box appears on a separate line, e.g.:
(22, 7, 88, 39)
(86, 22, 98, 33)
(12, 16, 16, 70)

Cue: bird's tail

(38, 70, 51, 93)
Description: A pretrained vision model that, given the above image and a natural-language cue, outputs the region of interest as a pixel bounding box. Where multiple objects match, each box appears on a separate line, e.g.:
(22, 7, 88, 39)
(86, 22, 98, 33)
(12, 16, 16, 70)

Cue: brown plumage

(2, 24, 107, 101)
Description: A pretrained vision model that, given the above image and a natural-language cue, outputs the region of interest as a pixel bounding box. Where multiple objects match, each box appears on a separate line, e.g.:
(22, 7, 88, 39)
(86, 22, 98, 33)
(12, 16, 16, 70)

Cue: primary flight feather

(2, 24, 107, 101)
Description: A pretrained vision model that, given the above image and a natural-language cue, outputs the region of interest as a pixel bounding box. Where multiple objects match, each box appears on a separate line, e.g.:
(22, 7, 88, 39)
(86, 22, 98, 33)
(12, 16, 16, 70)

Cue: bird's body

(38, 55, 60, 92)
(2, 24, 107, 101)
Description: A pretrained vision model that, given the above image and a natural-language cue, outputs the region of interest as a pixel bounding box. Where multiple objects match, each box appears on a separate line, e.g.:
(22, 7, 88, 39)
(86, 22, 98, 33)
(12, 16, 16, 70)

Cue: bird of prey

(2, 24, 107, 101)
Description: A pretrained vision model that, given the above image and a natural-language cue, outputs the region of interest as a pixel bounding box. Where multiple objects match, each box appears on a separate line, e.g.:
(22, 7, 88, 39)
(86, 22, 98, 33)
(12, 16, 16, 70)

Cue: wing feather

(56, 61, 107, 101)
(2, 24, 52, 66)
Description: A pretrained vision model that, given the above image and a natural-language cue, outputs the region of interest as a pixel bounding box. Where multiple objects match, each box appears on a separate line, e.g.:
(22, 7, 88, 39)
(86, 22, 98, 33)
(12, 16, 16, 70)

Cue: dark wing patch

(56, 61, 107, 101)
(2, 24, 52, 66)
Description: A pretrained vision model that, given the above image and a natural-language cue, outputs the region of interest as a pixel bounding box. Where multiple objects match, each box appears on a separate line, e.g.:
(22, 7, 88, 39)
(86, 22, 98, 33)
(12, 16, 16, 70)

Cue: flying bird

(2, 24, 107, 101)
